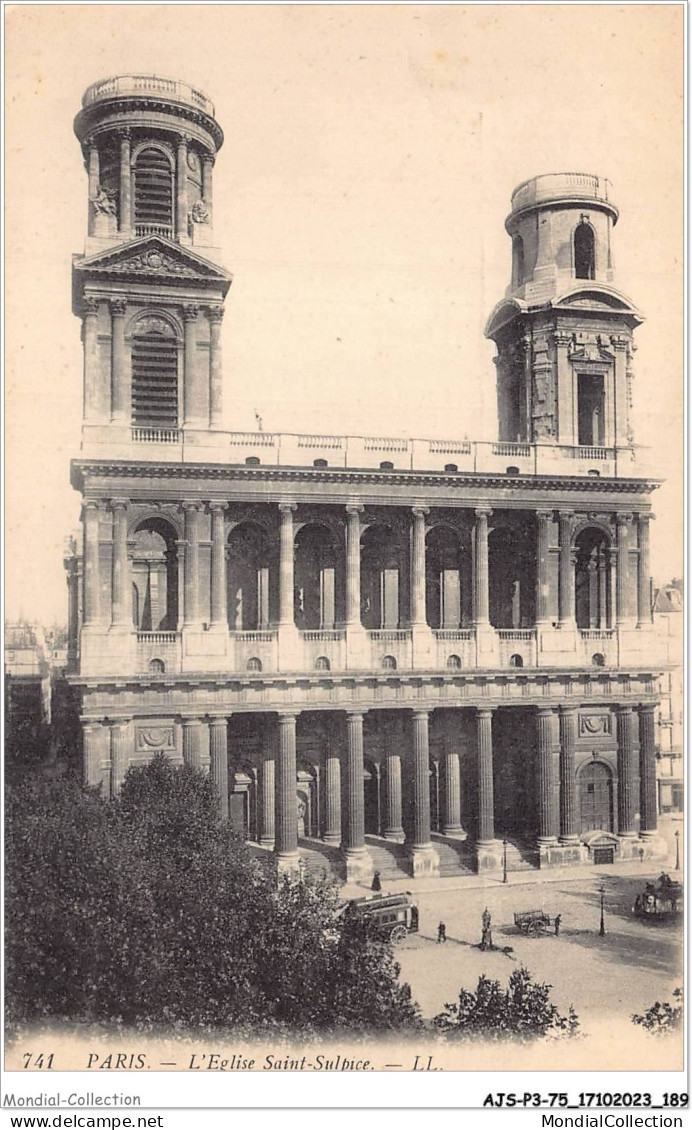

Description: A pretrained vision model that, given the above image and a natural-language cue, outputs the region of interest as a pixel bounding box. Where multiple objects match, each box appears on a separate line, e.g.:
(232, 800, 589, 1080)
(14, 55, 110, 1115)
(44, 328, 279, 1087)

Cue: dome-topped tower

(486, 172, 643, 451)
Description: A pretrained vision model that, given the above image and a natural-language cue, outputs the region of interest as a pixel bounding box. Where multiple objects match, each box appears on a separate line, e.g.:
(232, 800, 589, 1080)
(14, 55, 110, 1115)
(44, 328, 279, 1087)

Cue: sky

(4, 3, 684, 625)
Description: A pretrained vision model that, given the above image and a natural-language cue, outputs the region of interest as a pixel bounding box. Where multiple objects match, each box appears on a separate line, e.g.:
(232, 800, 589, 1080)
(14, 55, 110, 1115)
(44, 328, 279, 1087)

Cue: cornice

(70, 458, 661, 497)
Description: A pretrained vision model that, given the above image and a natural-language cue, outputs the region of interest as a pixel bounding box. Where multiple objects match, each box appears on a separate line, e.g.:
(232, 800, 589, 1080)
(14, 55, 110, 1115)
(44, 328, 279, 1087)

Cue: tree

(433, 967, 579, 1042)
(6, 756, 420, 1036)
(632, 989, 683, 1037)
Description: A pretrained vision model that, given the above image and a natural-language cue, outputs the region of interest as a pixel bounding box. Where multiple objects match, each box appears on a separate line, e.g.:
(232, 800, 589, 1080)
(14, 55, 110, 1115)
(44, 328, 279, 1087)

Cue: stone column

(341, 712, 372, 879)
(410, 507, 428, 626)
(65, 558, 80, 667)
(323, 721, 342, 845)
(278, 504, 296, 627)
(208, 307, 225, 428)
(110, 500, 130, 627)
(118, 128, 132, 234)
(87, 141, 100, 235)
(275, 712, 299, 868)
(558, 706, 579, 843)
(259, 738, 276, 847)
(82, 721, 102, 787)
(476, 708, 494, 844)
(82, 297, 101, 422)
(182, 502, 202, 628)
(637, 515, 652, 628)
(383, 717, 404, 841)
(638, 704, 658, 837)
(473, 507, 491, 626)
(183, 305, 200, 426)
(409, 711, 439, 875)
(209, 502, 227, 629)
(558, 511, 576, 627)
(345, 505, 363, 627)
(442, 713, 463, 836)
(616, 514, 633, 626)
(82, 502, 101, 627)
(202, 153, 214, 210)
(110, 719, 130, 797)
(176, 136, 189, 238)
(209, 716, 228, 819)
(536, 708, 559, 844)
(535, 510, 553, 625)
(616, 705, 637, 837)
(110, 299, 128, 423)
(182, 717, 203, 770)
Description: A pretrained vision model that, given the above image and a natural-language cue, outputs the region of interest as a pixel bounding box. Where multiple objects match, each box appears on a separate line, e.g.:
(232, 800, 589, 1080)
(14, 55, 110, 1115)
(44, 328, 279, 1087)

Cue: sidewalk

(340, 856, 683, 901)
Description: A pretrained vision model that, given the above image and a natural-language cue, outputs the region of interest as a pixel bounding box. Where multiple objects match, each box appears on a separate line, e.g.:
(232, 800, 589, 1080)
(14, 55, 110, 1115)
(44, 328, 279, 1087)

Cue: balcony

(81, 425, 647, 480)
(510, 173, 616, 217)
(497, 629, 538, 667)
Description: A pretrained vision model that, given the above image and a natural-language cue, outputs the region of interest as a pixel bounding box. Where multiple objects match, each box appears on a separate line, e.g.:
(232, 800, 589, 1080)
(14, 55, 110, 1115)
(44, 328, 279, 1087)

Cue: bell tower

(485, 173, 643, 452)
(72, 75, 232, 454)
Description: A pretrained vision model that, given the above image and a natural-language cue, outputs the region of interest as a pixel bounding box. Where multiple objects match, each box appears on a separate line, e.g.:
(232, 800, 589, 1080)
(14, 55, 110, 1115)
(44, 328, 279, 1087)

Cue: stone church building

(65, 75, 668, 879)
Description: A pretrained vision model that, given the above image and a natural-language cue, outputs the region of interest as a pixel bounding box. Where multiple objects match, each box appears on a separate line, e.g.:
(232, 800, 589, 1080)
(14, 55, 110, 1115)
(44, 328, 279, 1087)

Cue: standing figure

(554, 914, 562, 937)
(481, 906, 493, 951)
(437, 921, 447, 944)
(371, 870, 382, 892)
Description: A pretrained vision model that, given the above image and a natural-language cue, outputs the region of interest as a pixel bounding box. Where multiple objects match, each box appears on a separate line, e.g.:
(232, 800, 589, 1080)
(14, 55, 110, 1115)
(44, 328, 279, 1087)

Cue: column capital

(616, 512, 633, 527)
(208, 714, 229, 725)
(536, 508, 554, 522)
(109, 716, 132, 728)
(558, 703, 578, 716)
(476, 706, 494, 719)
(109, 298, 127, 317)
(637, 512, 653, 526)
(411, 506, 430, 519)
(277, 711, 299, 724)
(181, 715, 203, 726)
(110, 497, 129, 511)
(177, 133, 192, 150)
(536, 705, 558, 718)
(183, 304, 200, 323)
(83, 296, 100, 317)
(553, 330, 572, 349)
(411, 708, 430, 721)
(202, 150, 216, 167)
(637, 701, 657, 717)
(82, 499, 102, 513)
(559, 508, 576, 520)
(208, 305, 225, 324)
(208, 500, 227, 514)
(346, 503, 364, 517)
(614, 702, 634, 715)
(182, 499, 203, 513)
(610, 334, 629, 352)
(474, 506, 492, 519)
(279, 502, 297, 516)
(345, 709, 367, 721)
(115, 126, 131, 142)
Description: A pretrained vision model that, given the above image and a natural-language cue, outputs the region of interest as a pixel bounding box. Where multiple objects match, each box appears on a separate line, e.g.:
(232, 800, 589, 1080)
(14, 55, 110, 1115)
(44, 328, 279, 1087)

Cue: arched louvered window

(131, 317, 179, 429)
(574, 222, 595, 280)
(134, 147, 174, 236)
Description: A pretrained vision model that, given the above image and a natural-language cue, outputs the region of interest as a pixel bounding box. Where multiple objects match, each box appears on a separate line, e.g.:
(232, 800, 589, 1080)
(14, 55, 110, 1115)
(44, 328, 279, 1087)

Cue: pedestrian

(481, 907, 493, 951)
(371, 870, 382, 892)
(437, 921, 447, 944)
(554, 914, 562, 937)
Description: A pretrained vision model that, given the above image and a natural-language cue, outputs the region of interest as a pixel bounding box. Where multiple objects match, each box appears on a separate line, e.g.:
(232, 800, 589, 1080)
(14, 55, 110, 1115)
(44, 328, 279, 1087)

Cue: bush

(433, 967, 579, 1042)
(5, 756, 420, 1036)
(632, 989, 683, 1036)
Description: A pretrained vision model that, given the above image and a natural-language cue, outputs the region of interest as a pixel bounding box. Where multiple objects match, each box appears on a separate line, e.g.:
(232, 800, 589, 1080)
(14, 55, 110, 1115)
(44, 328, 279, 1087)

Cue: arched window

(134, 147, 174, 236)
(382, 654, 397, 670)
(444, 463, 458, 474)
(313, 458, 328, 468)
(446, 654, 461, 670)
(245, 456, 260, 466)
(575, 528, 611, 629)
(379, 461, 394, 471)
(131, 317, 178, 429)
(591, 652, 605, 667)
(574, 222, 595, 280)
(509, 653, 524, 668)
(315, 655, 330, 671)
(149, 658, 165, 674)
(247, 656, 262, 672)
(131, 519, 179, 630)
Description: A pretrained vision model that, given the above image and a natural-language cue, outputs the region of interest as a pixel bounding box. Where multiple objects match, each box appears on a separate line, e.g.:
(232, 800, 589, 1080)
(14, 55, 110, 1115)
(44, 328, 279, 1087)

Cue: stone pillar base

(411, 625, 435, 667)
(275, 852, 301, 878)
(616, 835, 644, 861)
(410, 844, 440, 877)
(442, 827, 467, 840)
(345, 625, 370, 670)
(383, 830, 406, 844)
(343, 848, 374, 883)
(539, 841, 586, 868)
(475, 840, 504, 872)
(277, 625, 302, 671)
(474, 626, 499, 667)
(322, 833, 341, 847)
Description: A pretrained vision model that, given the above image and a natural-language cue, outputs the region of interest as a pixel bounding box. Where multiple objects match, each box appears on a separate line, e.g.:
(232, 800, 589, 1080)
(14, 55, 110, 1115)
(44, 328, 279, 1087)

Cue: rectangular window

(131, 338, 178, 427)
(577, 373, 605, 446)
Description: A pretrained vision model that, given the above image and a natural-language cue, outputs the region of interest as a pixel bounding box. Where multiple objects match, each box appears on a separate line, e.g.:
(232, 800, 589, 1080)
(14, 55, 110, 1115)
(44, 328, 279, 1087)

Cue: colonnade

(79, 500, 653, 633)
(83, 703, 660, 870)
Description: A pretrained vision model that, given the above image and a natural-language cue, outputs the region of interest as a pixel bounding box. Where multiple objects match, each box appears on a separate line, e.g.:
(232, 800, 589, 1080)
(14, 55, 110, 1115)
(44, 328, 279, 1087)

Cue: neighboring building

(4, 623, 52, 759)
(66, 75, 669, 878)
(653, 580, 683, 814)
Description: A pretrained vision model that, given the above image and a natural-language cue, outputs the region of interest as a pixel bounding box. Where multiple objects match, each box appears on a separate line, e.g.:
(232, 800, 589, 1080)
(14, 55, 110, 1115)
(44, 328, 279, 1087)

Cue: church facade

(65, 75, 668, 879)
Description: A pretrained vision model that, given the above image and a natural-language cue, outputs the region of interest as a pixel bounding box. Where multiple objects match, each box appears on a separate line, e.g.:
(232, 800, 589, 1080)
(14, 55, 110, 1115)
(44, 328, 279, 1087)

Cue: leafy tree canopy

(632, 989, 683, 1037)
(433, 967, 579, 1043)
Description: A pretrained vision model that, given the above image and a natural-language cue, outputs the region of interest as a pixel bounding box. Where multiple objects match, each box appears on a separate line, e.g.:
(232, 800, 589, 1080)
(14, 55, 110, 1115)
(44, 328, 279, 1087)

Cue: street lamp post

(503, 839, 508, 884)
(675, 829, 680, 871)
(598, 885, 606, 937)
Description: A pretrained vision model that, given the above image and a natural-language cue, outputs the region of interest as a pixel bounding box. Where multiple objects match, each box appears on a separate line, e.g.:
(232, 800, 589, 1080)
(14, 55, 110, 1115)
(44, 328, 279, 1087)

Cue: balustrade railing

(580, 628, 615, 639)
(297, 435, 343, 449)
(573, 446, 612, 461)
(136, 631, 178, 644)
(497, 629, 536, 641)
(368, 629, 411, 641)
(301, 629, 345, 641)
(228, 432, 276, 447)
(234, 630, 275, 642)
(82, 75, 215, 116)
(135, 223, 173, 238)
(492, 442, 531, 457)
(428, 439, 472, 455)
(363, 437, 409, 453)
(132, 427, 180, 444)
(434, 628, 474, 640)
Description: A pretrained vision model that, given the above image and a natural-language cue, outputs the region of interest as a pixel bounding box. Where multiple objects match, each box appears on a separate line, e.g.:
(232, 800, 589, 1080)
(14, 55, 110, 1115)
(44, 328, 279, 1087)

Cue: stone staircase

(365, 836, 411, 880)
(431, 833, 476, 875)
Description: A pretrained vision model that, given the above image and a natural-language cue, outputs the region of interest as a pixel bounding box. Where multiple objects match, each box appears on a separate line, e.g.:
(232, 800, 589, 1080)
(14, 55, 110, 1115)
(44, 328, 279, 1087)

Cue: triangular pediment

(74, 236, 232, 284)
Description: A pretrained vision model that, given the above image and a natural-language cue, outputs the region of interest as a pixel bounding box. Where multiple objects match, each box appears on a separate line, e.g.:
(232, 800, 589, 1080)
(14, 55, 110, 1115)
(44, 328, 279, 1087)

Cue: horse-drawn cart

(514, 909, 551, 937)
